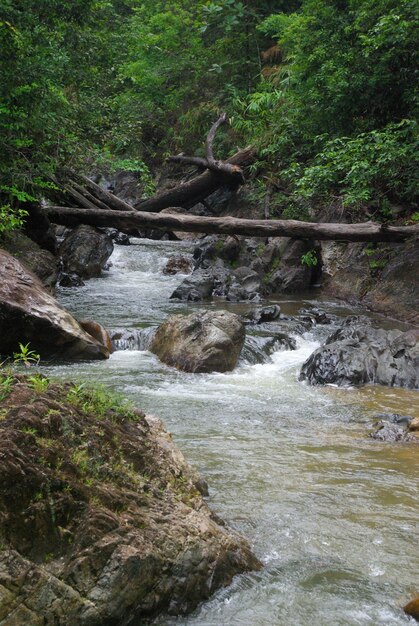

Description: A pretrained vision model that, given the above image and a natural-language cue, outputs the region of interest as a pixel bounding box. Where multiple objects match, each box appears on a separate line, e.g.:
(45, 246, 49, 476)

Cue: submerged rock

(0, 250, 109, 360)
(0, 375, 260, 625)
(150, 310, 245, 373)
(300, 318, 419, 389)
(59, 225, 114, 279)
(370, 413, 419, 442)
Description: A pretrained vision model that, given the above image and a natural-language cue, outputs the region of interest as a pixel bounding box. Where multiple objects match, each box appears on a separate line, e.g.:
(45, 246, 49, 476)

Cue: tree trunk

(42, 205, 419, 243)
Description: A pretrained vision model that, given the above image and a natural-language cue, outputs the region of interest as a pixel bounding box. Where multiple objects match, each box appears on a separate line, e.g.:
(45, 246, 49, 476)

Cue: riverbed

(42, 239, 419, 626)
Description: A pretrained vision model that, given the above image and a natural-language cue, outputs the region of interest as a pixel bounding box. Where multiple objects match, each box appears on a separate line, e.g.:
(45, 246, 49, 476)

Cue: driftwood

(60, 114, 253, 215)
(42, 205, 419, 243)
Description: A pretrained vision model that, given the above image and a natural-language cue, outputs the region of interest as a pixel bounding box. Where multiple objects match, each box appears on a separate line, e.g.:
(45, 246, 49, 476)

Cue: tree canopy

(0, 0, 417, 230)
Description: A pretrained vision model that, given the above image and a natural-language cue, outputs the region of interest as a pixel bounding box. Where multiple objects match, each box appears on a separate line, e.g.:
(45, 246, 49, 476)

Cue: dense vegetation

(1, 0, 417, 229)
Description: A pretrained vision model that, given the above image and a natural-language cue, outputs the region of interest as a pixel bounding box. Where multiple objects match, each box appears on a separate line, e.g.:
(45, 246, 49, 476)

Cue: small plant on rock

(13, 343, 40, 367)
(28, 375, 50, 393)
(0, 375, 14, 402)
(301, 249, 318, 267)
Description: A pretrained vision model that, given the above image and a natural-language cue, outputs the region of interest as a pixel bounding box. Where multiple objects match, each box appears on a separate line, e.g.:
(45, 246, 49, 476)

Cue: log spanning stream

(42, 239, 418, 626)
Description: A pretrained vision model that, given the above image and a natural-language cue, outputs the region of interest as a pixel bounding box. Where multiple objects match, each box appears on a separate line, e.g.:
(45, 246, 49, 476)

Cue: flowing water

(42, 239, 418, 626)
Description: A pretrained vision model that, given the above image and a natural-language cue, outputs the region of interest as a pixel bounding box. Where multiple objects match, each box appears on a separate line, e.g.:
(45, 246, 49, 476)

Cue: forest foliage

(0, 0, 417, 229)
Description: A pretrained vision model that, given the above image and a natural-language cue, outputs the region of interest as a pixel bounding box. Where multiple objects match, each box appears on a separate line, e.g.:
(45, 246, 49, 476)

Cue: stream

(42, 239, 418, 626)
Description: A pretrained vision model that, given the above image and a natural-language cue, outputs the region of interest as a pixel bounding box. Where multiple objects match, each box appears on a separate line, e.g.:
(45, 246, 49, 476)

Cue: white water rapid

(42, 239, 418, 626)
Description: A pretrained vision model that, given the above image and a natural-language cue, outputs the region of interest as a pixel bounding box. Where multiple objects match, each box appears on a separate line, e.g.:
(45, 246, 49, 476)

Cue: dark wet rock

(0, 375, 260, 625)
(170, 269, 215, 301)
(244, 305, 281, 324)
(1, 231, 58, 292)
(299, 307, 336, 325)
(163, 255, 194, 276)
(266, 239, 316, 294)
(52, 223, 72, 246)
(218, 235, 241, 262)
(150, 310, 245, 373)
(59, 225, 114, 279)
(241, 331, 297, 364)
(0, 250, 109, 360)
(110, 327, 156, 351)
(300, 319, 419, 389)
(79, 320, 114, 355)
(59, 272, 85, 287)
(103, 228, 131, 246)
(216, 266, 262, 302)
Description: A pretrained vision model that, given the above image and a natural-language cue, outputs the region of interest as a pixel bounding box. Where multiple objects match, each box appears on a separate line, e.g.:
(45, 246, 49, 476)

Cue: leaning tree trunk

(42, 206, 419, 243)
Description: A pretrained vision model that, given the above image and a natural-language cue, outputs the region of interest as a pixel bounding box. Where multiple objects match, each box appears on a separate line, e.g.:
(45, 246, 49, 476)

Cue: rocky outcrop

(171, 235, 319, 303)
(321, 238, 419, 324)
(0, 250, 110, 360)
(59, 225, 114, 279)
(300, 318, 419, 389)
(0, 231, 58, 292)
(150, 311, 245, 373)
(0, 375, 260, 625)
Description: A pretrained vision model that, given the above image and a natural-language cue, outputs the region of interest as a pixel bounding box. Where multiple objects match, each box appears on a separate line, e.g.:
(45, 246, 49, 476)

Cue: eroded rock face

(151, 310, 245, 373)
(300, 318, 419, 389)
(0, 250, 109, 360)
(0, 375, 260, 625)
(321, 239, 419, 324)
(59, 225, 114, 279)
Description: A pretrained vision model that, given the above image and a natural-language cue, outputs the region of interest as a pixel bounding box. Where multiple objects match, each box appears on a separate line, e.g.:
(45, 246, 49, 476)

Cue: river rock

(244, 305, 281, 324)
(1, 231, 58, 292)
(150, 311, 246, 373)
(300, 318, 419, 389)
(163, 255, 194, 275)
(79, 320, 114, 355)
(0, 250, 109, 360)
(404, 597, 419, 621)
(59, 225, 114, 279)
(0, 375, 260, 625)
(170, 268, 215, 301)
(370, 421, 416, 443)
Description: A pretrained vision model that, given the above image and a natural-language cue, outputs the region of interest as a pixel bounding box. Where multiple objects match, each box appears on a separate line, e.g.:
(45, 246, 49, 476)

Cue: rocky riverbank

(0, 374, 260, 625)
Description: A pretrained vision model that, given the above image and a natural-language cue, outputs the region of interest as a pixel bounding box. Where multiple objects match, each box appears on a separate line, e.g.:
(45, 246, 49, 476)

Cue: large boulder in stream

(0, 374, 260, 625)
(151, 310, 245, 373)
(1, 231, 58, 292)
(59, 225, 114, 279)
(0, 250, 109, 360)
(300, 317, 419, 389)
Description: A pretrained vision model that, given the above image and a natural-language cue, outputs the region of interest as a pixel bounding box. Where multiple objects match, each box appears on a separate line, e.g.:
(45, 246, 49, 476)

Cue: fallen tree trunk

(61, 114, 254, 214)
(136, 146, 254, 212)
(42, 206, 419, 242)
